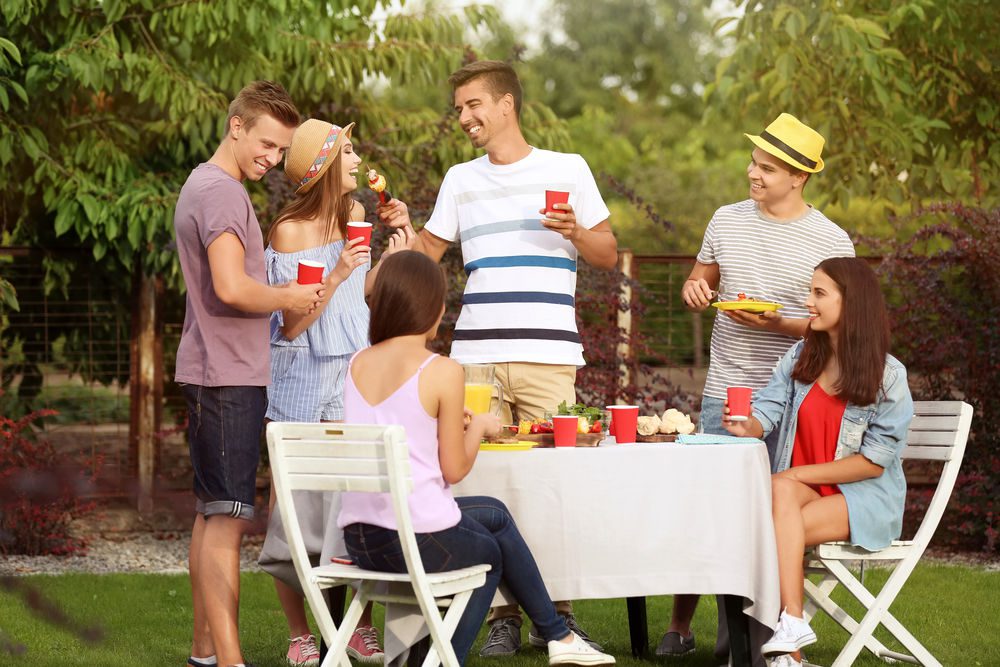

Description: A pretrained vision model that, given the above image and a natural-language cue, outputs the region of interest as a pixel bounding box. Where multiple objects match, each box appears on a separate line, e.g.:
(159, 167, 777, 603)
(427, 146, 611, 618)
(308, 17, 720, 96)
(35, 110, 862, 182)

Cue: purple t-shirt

(174, 163, 270, 387)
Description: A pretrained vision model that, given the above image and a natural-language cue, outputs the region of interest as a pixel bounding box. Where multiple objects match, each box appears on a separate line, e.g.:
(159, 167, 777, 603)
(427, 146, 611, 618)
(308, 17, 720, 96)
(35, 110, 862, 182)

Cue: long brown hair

(368, 251, 447, 345)
(266, 152, 353, 247)
(792, 257, 890, 405)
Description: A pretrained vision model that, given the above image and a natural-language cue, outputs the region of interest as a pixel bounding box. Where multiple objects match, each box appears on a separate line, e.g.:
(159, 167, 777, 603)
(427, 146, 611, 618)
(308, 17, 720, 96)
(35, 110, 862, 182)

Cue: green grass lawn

(1, 562, 997, 666)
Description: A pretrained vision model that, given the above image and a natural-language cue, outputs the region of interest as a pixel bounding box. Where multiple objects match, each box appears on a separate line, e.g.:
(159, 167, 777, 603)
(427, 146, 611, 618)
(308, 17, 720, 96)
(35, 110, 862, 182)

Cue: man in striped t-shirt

(663, 114, 854, 664)
(378, 60, 618, 656)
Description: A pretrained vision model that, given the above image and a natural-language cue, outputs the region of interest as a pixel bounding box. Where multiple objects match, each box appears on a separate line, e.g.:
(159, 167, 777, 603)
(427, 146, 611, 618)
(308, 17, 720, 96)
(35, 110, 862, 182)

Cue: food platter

(635, 433, 678, 443)
(712, 301, 782, 312)
(515, 432, 604, 447)
(480, 441, 537, 451)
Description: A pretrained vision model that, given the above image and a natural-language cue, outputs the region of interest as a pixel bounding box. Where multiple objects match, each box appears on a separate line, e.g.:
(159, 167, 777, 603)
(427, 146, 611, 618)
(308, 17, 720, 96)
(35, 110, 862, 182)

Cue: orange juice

(464, 383, 494, 414)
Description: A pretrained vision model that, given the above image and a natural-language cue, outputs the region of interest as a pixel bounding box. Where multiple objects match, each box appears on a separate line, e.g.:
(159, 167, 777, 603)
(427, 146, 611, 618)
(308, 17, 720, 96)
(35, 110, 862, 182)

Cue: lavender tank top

(337, 353, 462, 533)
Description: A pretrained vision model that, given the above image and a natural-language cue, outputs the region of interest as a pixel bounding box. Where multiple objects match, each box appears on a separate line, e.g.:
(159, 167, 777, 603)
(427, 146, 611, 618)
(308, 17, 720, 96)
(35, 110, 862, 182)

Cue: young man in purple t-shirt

(174, 81, 323, 667)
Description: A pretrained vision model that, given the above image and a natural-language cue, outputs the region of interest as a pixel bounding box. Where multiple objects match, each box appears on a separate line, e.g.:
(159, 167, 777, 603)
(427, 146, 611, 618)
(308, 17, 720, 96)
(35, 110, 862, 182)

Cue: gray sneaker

(529, 614, 603, 652)
(655, 631, 696, 657)
(480, 618, 522, 657)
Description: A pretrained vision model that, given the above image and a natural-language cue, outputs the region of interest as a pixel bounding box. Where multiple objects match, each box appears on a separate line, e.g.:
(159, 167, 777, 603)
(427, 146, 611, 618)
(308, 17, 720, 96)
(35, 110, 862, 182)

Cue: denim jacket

(752, 340, 914, 551)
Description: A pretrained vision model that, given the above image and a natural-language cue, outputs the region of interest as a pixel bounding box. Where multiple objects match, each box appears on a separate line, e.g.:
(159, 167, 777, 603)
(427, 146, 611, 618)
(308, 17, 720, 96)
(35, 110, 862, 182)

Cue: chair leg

(420, 590, 473, 667)
(414, 590, 472, 667)
(822, 559, 941, 667)
(803, 572, 839, 623)
(322, 582, 374, 667)
(804, 577, 895, 659)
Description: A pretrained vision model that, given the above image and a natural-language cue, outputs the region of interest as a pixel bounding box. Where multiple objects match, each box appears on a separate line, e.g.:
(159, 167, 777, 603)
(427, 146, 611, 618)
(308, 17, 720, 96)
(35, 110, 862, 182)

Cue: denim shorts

(181, 384, 266, 521)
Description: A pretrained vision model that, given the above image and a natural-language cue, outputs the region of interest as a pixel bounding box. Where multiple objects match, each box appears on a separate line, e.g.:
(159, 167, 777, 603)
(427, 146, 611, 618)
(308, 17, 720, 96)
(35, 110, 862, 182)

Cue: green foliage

(0, 0, 574, 399)
(0, 0, 519, 285)
(516, 0, 749, 254)
(707, 0, 1000, 208)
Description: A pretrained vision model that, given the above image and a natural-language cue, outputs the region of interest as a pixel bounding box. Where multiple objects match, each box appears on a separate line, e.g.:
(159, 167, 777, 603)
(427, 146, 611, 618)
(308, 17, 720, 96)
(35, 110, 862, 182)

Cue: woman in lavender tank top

(260, 119, 415, 665)
(338, 251, 615, 666)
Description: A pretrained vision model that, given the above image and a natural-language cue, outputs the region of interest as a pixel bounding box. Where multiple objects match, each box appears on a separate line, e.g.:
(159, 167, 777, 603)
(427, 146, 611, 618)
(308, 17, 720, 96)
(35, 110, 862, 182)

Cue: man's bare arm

(206, 233, 322, 314)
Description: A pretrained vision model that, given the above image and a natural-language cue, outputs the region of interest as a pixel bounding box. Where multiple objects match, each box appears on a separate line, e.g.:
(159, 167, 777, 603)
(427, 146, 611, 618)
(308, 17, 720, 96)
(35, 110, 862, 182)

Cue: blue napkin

(676, 434, 761, 445)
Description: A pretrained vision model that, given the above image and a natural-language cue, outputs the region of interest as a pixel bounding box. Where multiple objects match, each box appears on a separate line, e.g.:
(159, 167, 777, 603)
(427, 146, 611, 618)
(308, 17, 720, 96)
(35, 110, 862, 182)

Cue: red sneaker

(286, 633, 320, 667)
(346, 625, 384, 664)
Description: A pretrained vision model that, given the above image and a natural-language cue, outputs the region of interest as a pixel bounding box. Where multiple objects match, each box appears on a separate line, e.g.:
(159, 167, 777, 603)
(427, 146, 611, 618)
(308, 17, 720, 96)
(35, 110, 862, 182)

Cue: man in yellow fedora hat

(666, 113, 855, 666)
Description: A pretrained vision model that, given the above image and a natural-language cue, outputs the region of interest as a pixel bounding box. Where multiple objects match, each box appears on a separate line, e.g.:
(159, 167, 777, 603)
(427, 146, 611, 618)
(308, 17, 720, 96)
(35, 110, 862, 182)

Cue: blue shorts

(181, 384, 265, 521)
(267, 347, 351, 422)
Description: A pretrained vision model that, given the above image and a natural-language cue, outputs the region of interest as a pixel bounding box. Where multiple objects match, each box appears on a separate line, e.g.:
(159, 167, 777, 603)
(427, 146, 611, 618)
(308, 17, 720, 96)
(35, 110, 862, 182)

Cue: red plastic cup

(727, 386, 753, 422)
(297, 259, 324, 284)
(607, 405, 639, 444)
(346, 222, 373, 248)
(545, 190, 569, 217)
(552, 416, 579, 448)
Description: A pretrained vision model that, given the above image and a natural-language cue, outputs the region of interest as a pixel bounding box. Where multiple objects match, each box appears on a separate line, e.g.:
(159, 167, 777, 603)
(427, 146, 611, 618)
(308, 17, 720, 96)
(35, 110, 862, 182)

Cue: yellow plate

(480, 441, 537, 451)
(712, 301, 783, 312)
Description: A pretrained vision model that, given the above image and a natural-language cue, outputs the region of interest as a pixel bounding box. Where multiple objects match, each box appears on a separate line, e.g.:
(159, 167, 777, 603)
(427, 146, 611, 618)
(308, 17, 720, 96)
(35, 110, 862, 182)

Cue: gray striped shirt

(698, 200, 855, 399)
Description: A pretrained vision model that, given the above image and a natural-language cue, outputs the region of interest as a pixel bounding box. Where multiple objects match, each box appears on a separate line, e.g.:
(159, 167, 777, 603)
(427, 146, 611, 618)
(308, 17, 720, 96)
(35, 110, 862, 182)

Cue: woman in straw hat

(260, 118, 412, 665)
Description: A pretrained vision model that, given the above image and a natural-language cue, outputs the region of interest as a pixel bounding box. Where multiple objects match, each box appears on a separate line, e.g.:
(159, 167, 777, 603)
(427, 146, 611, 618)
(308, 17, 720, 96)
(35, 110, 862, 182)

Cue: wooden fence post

(616, 250, 634, 404)
(129, 266, 162, 515)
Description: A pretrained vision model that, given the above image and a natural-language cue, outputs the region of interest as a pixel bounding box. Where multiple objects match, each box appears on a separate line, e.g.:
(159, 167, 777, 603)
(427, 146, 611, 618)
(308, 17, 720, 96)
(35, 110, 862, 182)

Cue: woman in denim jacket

(724, 257, 913, 667)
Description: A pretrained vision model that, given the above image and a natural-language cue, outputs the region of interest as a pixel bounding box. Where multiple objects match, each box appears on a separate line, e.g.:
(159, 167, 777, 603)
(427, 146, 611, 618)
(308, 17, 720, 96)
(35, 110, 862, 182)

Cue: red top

(791, 383, 847, 497)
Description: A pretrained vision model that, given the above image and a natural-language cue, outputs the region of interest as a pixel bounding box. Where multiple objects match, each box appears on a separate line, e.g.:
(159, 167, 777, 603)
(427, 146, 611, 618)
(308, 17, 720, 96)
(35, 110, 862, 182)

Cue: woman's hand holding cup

(722, 399, 764, 438)
(331, 236, 369, 283)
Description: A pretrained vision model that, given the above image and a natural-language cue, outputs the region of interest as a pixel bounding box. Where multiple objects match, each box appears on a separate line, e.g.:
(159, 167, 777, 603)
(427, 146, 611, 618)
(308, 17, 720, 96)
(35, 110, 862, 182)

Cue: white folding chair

(803, 400, 973, 667)
(267, 422, 491, 667)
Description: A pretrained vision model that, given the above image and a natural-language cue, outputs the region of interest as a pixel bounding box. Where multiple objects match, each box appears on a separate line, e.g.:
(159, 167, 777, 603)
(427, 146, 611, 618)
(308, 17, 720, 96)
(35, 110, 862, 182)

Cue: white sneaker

(548, 632, 615, 666)
(762, 609, 817, 656)
(770, 655, 802, 667)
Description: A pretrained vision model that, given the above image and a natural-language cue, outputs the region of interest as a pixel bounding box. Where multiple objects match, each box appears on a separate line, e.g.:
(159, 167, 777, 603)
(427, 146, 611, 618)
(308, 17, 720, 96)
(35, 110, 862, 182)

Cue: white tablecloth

(306, 440, 780, 664)
(452, 441, 779, 628)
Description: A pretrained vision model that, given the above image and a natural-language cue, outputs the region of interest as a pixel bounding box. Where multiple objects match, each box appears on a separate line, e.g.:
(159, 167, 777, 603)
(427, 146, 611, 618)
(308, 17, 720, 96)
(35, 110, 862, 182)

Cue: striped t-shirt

(698, 199, 855, 399)
(424, 148, 610, 366)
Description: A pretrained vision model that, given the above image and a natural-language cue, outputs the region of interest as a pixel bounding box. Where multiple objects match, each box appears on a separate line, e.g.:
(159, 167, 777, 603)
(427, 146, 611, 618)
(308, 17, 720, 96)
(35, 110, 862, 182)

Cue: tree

(511, 0, 749, 255)
(0, 0, 514, 277)
(707, 0, 1000, 207)
(0, 0, 566, 407)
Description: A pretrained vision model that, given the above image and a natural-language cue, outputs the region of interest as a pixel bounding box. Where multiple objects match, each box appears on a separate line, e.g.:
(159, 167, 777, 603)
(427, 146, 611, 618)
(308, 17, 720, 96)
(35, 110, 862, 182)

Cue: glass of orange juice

(463, 364, 504, 416)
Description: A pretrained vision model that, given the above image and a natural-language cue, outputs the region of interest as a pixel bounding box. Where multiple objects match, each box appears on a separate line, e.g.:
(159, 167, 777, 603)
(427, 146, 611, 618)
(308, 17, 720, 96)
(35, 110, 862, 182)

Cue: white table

(451, 440, 780, 662)
(307, 440, 779, 666)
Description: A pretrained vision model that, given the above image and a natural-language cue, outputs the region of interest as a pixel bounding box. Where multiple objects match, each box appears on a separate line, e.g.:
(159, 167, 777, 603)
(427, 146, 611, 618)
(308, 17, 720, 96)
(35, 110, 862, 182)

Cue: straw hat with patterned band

(284, 118, 355, 194)
(745, 113, 825, 174)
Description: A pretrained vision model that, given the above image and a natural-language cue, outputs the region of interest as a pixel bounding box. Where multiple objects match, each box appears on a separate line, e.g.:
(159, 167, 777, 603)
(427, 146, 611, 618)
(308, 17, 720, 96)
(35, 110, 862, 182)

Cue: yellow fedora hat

(745, 113, 825, 173)
(284, 118, 355, 194)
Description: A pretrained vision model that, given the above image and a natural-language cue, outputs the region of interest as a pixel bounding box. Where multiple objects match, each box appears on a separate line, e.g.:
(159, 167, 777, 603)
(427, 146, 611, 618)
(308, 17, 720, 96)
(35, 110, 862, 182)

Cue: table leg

(723, 594, 751, 667)
(406, 636, 431, 667)
(318, 585, 348, 663)
(626, 596, 649, 657)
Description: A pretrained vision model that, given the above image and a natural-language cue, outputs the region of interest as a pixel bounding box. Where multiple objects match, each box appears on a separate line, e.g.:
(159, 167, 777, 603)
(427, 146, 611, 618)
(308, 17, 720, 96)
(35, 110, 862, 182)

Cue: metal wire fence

(1, 247, 712, 503)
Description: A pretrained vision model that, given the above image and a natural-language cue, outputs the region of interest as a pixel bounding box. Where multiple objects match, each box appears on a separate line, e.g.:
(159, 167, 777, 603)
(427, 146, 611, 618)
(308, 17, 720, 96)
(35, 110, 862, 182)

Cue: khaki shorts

(492, 362, 577, 424)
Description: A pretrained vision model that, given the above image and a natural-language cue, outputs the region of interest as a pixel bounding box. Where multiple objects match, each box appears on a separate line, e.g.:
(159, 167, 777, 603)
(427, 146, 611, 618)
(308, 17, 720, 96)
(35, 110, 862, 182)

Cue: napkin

(677, 434, 761, 445)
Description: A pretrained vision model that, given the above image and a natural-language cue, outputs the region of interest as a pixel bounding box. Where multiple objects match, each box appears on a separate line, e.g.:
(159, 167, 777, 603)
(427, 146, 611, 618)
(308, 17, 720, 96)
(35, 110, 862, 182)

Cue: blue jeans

(700, 395, 780, 466)
(181, 383, 266, 521)
(343, 496, 569, 664)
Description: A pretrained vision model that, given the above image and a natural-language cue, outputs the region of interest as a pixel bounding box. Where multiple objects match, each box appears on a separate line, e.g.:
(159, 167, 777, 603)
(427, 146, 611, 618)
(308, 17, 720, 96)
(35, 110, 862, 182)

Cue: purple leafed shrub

(878, 203, 999, 552)
(0, 398, 100, 556)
